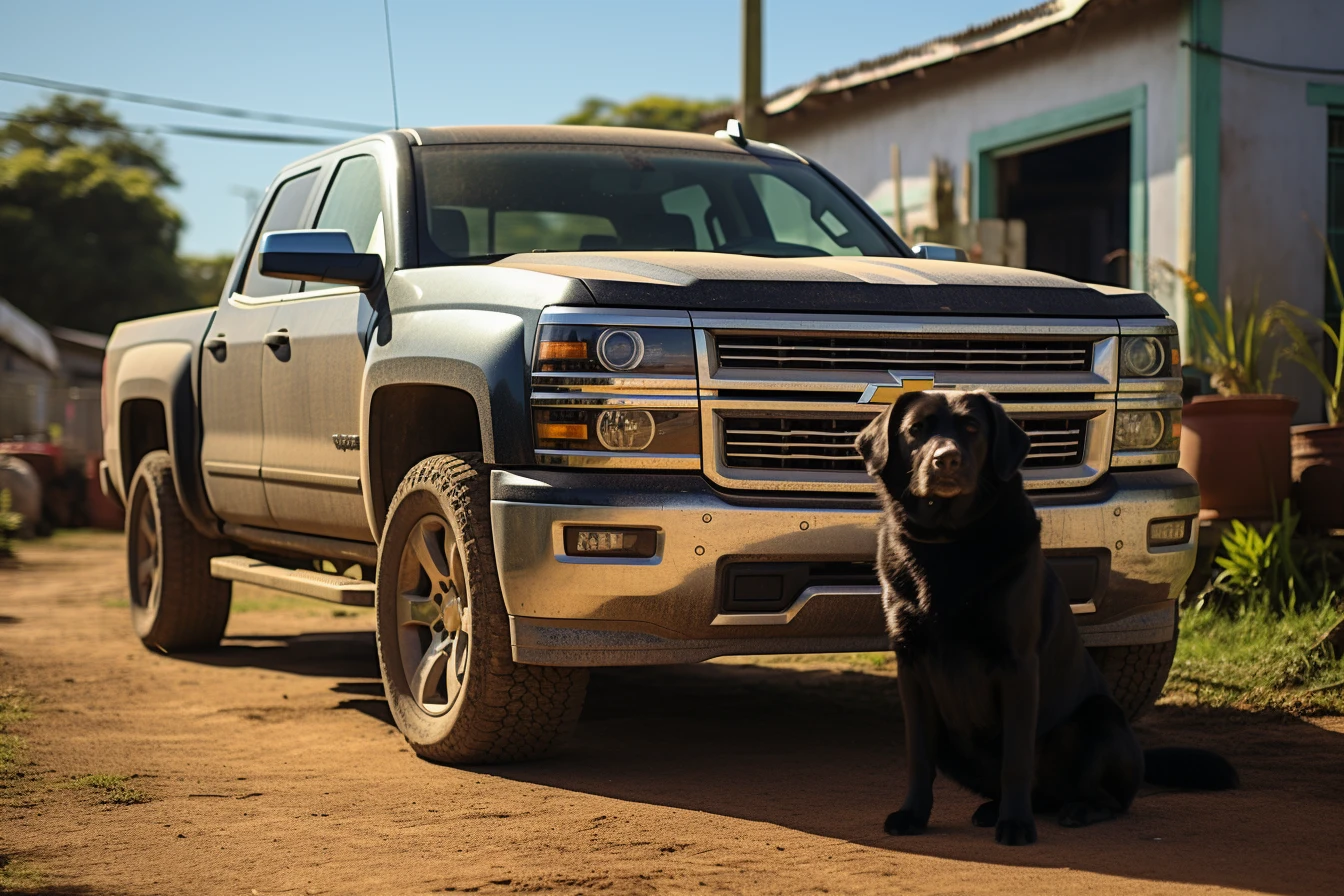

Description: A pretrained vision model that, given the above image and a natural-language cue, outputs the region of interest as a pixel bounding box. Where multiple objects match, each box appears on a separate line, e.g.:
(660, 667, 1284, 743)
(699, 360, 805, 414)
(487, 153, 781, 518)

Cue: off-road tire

(376, 453, 588, 763)
(126, 450, 232, 652)
(1090, 616, 1179, 721)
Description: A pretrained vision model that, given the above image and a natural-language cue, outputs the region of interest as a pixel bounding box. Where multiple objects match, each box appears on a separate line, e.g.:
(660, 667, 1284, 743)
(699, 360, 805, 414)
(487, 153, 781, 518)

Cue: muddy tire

(1090, 618, 1179, 721)
(375, 453, 588, 763)
(126, 450, 232, 652)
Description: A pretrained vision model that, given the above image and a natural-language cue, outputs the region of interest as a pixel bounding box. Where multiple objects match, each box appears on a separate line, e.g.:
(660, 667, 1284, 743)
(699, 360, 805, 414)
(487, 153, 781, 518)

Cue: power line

(0, 112, 335, 146)
(1182, 40, 1344, 77)
(0, 70, 386, 133)
(383, 0, 401, 129)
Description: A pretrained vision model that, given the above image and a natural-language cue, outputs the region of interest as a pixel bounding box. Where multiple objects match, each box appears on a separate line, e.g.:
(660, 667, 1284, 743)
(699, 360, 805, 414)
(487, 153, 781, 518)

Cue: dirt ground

(1, 532, 1342, 896)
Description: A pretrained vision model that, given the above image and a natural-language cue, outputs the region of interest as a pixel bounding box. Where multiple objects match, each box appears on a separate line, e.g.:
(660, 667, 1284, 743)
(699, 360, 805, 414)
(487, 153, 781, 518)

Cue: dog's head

(856, 390, 1030, 526)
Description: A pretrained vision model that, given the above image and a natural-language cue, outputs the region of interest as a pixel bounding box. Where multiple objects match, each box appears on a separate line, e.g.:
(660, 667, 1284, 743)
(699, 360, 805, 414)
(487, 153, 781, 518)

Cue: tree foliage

(558, 95, 729, 132)
(0, 96, 189, 333)
(179, 253, 236, 308)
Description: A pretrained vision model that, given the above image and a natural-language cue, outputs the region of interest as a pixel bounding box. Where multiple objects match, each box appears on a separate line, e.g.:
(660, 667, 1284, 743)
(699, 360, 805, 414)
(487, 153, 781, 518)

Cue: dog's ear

(856, 391, 924, 493)
(975, 390, 1031, 481)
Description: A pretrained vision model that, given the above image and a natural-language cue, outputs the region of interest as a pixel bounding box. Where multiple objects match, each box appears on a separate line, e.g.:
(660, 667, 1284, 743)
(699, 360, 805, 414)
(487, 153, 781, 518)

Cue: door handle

(263, 329, 290, 349)
(204, 335, 227, 361)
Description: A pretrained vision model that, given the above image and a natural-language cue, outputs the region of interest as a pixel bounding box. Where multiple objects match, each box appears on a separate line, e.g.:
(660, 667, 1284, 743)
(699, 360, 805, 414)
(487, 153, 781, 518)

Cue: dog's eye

(962, 420, 980, 434)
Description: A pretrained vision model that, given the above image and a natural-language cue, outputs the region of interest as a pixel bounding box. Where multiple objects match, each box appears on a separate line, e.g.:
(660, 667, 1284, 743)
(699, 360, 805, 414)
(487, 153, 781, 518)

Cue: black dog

(857, 390, 1236, 846)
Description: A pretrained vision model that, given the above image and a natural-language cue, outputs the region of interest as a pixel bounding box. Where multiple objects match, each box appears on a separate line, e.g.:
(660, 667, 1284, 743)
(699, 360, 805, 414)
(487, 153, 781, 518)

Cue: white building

(761, 0, 1344, 418)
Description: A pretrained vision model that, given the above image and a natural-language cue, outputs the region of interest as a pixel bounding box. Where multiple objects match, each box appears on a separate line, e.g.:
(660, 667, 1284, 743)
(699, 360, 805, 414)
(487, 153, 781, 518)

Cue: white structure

(762, 0, 1344, 419)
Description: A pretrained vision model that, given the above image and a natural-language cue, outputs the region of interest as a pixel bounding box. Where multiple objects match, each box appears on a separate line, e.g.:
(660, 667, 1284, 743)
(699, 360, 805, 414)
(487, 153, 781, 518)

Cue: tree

(179, 253, 236, 307)
(558, 95, 730, 132)
(0, 96, 188, 333)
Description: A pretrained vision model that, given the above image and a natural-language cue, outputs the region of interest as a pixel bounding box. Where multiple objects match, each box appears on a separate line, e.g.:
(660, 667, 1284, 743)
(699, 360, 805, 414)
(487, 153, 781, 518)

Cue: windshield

(413, 143, 900, 264)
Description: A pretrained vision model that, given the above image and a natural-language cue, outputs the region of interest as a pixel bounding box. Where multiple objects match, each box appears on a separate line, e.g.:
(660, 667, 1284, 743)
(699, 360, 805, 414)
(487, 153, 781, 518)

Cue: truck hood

(494, 251, 1164, 318)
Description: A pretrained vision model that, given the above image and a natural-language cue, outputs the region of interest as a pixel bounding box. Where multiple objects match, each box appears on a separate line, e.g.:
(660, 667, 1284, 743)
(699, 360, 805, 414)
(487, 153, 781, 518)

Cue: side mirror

(258, 229, 383, 289)
(911, 242, 968, 262)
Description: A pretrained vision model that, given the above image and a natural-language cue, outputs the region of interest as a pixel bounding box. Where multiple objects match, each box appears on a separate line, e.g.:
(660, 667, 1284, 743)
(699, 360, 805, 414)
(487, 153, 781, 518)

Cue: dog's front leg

(996, 655, 1039, 846)
(886, 653, 935, 835)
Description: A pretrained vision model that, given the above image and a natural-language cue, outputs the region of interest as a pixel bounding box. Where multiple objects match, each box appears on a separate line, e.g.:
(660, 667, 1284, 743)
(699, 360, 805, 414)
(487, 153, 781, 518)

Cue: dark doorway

(996, 124, 1131, 286)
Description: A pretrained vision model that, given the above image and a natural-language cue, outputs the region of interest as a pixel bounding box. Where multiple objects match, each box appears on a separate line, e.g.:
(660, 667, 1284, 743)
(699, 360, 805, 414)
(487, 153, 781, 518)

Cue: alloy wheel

(395, 514, 472, 716)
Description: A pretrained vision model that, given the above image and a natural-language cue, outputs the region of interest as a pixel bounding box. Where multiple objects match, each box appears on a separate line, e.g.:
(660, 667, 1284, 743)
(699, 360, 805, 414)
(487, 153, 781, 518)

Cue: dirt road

(1, 531, 1341, 895)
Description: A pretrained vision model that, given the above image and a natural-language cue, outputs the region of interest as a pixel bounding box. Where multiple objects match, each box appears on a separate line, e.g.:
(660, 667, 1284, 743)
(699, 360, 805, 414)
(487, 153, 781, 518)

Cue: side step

(210, 555, 375, 607)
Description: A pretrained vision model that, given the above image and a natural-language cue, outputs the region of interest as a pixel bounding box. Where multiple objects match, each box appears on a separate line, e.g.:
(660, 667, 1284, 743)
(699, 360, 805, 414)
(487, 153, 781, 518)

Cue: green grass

(1167, 602, 1344, 715)
(66, 774, 150, 805)
(0, 691, 32, 780)
(0, 855, 43, 891)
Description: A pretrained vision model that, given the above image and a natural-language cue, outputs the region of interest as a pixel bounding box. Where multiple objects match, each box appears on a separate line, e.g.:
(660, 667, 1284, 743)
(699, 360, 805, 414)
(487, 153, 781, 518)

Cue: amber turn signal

(536, 422, 589, 441)
(539, 341, 588, 361)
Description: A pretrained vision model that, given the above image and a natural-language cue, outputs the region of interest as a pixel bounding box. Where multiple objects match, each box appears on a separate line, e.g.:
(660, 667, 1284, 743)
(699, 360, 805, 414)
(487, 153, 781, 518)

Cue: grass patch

(0, 855, 43, 890)
(66, 774, 151, 805)
(230, 583, 372, 617)
(0, 690, 32, 780)
(1167, 602, 1344, 715)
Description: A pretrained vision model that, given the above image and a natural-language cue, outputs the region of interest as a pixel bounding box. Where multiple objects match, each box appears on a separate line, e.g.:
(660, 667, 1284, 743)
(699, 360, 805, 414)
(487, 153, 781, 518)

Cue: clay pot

(1179, 394, 1298, 521)
(1291, 423, 1344, 530)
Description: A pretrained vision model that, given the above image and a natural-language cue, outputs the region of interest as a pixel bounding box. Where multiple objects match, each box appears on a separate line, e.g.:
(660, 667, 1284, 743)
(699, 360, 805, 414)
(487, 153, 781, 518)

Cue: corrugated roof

(762, 0, 1092, 116)
(0, 297, 59, 373)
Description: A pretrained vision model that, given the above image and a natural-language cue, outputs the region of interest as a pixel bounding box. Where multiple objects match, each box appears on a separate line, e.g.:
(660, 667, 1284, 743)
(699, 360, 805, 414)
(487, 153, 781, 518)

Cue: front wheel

(1090, 619, 1179, 721)
(375, 454, 588, 763)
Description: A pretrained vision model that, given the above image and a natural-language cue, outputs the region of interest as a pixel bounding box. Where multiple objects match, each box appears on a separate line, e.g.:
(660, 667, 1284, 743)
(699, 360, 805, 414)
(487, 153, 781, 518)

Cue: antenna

(382, 0, 401, 129)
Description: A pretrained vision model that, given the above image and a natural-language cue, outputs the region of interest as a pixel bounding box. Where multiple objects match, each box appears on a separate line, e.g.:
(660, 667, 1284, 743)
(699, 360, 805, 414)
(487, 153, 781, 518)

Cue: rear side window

(315, 155, 385, 258)
(240, 170, 319, 298)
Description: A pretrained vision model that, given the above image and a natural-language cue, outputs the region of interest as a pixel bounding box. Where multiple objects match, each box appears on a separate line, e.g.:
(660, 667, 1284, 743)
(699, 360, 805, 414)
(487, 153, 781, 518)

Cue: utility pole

(741, 0, 765, 142)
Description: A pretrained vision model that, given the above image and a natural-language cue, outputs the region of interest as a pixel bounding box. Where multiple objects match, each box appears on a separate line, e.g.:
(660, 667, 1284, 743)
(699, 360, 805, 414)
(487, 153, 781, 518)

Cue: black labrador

(856, 389, 1236, 846)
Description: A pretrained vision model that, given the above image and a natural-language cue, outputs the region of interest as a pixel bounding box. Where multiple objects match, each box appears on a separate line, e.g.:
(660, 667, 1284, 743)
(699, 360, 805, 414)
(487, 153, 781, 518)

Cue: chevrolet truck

(100, 124, 1196, 763)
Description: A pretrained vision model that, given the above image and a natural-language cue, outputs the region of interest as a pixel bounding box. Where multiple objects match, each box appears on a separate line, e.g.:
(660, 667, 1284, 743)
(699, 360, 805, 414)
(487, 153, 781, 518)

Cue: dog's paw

(995, 817, 1037, 846)
(1058, 802, 1119, 828)
(884, 809, 929, 836)
(971, 800, 999, 827)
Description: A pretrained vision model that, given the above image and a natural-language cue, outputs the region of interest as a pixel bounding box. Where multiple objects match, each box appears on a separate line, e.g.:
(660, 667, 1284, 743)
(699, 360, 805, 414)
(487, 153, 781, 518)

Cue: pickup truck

(101, 124, 1196, 763)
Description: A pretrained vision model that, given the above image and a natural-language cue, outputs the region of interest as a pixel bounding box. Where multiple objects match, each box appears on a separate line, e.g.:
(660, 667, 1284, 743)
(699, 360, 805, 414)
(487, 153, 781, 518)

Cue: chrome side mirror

(259, 229, 383, 289)
(911, 242, 968, 262)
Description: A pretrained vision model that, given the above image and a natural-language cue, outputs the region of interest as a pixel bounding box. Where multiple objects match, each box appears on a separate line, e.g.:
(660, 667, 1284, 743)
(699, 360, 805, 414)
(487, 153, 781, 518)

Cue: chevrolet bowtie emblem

(858, 373, 937, 405)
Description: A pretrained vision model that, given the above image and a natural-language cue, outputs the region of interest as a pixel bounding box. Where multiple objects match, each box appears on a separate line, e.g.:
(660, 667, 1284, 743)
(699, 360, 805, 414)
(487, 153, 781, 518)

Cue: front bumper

(491, 468, 1198, 666)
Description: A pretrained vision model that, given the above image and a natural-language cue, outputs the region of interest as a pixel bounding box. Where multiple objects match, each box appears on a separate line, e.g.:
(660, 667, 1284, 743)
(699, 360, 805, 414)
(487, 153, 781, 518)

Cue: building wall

(770, 0, 1187, 307)
(1219, 0, 1344, 419)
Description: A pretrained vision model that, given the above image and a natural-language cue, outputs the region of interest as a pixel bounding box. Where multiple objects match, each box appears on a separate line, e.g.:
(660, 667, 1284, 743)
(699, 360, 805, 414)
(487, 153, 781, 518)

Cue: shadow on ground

(169, 629, 1341, 895)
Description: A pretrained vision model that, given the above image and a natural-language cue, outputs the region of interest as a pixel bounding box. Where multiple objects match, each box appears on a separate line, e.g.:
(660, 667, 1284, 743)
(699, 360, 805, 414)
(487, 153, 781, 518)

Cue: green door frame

(969, 84, 1149, 289)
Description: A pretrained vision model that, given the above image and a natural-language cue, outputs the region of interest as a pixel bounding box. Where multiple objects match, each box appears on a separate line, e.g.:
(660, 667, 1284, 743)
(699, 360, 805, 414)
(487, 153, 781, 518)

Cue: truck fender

(361, 308, 530, 535)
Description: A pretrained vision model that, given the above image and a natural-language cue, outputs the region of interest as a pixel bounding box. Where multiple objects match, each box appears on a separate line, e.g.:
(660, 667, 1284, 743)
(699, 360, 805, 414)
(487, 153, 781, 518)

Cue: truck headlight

(533, 407, 699, 455)
(1119, 335, 1177, 378)
(1113, 408, 1181, 452)
(536, 325, 694, 374)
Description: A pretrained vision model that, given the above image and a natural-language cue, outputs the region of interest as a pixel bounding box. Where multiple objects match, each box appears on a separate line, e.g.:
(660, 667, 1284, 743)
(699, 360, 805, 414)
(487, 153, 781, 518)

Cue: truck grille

(714, 335, 1093, 373)
(721, 415, 1087, 472)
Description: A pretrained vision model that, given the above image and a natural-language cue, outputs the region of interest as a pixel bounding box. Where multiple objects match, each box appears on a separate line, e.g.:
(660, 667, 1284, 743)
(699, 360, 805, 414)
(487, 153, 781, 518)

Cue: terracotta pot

(1178, 394, 1298, 521)
(1291, 422, 1344, 529)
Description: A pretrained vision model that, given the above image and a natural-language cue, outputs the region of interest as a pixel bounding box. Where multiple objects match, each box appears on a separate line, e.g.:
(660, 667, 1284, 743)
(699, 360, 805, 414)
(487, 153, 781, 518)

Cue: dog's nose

(931, 444, 961, 472)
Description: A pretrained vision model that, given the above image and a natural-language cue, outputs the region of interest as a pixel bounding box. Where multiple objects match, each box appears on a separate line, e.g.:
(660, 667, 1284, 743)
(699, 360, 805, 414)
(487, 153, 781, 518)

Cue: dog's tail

(1143, 747, 1239, 790)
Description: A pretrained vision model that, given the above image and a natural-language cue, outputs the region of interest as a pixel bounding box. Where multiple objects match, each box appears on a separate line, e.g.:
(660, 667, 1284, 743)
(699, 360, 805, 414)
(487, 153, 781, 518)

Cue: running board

(210, 555, 375, 607)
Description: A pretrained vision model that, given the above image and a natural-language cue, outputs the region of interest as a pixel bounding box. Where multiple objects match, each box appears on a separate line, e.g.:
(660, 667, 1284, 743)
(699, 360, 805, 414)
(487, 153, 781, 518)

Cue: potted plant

(1159, 262, 1298, 521)
(1272, 241, 1344, 529)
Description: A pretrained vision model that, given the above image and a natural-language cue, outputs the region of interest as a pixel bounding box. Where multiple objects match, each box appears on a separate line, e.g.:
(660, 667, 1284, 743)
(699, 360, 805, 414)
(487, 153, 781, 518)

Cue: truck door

(200, 169, 319, 529)
(260, 153, 382, 543)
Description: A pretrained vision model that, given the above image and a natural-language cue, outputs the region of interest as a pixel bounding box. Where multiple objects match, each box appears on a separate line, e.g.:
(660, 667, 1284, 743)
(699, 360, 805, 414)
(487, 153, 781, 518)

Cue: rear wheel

(375, 453, 588, 763)
(126, 451, 232, 652)
(1091, 616, 1179, 721)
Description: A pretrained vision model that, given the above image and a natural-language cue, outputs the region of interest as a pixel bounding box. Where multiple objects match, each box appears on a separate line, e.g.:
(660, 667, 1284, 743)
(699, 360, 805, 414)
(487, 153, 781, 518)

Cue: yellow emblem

(858, 374, 936, 405)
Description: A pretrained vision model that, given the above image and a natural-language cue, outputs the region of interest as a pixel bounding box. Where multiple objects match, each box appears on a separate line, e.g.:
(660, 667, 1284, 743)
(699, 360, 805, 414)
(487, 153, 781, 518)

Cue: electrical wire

(0, 112, 335, 146)
(383, 0, 401, 129)
(0, 70, 386, 133)
(1182, 40, 1344, 77)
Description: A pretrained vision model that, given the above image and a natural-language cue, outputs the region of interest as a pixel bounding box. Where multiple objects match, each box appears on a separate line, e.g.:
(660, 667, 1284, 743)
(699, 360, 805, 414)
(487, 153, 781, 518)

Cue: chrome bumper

(490, 468, 1198, 666)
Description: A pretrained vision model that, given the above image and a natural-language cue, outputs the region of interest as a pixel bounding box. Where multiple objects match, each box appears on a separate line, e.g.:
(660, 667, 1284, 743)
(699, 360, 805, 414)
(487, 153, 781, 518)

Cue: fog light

(1148, 516, 1192, 548)
(1115, 410, 1165, 450)
(595, 409, 655, 450)
(596, 328, 645, 371)
(564, 526, 658, 558)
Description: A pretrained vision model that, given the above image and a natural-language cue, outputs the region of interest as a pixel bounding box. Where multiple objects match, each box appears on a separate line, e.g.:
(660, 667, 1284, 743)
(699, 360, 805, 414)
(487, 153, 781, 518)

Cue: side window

(315, 155, 385, 259)
(240, 170, 319, 298)
(749, 173, 861, 256)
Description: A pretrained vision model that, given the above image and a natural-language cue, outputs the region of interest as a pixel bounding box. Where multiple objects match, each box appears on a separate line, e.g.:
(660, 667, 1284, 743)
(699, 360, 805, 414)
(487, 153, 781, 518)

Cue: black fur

(858, 390, 1236, 846)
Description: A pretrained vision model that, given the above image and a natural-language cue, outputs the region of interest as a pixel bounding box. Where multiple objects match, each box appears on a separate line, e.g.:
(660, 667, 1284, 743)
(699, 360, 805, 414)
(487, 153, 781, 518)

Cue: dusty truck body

(101, 125, 1196, 762)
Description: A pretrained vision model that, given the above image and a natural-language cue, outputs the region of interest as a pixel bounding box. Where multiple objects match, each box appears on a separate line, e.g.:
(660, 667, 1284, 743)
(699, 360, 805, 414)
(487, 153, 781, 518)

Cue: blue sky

(2, 0, 1024, 256)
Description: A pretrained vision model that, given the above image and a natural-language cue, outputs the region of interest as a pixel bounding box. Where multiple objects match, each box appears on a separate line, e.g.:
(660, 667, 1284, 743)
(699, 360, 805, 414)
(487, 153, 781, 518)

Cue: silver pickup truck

(101, 124, 1196, 763)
